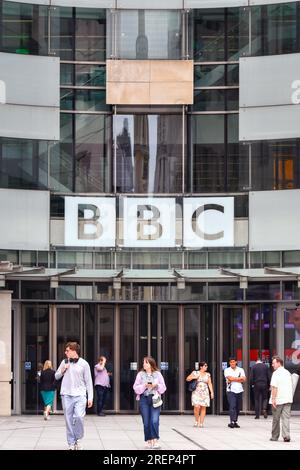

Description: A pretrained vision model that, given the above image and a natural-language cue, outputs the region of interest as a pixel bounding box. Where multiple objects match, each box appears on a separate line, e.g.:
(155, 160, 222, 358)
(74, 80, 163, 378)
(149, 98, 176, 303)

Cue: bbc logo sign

(65, 196, 234, 248)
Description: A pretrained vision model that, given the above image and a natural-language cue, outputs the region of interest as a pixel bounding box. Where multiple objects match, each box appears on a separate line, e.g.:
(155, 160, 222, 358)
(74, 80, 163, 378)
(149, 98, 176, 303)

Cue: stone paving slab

(0, 414, 299, 450)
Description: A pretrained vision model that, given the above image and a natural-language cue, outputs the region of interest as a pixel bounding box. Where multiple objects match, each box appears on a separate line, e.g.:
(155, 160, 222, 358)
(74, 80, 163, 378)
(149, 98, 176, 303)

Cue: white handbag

(291, 373, 299, 396)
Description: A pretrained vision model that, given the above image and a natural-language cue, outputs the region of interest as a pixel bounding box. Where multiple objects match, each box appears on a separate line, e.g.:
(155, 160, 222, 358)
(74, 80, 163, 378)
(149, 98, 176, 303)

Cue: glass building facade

(1, 0, 300, 415)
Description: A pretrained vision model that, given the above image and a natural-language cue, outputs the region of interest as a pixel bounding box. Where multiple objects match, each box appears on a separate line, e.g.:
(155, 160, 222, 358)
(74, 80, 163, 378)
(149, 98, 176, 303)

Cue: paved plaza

(0, 414, 299, 451)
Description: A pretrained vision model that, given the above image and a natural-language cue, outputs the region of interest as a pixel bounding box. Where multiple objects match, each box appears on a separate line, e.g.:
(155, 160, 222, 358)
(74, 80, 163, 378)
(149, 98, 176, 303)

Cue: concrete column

(0, 290, 12, 416)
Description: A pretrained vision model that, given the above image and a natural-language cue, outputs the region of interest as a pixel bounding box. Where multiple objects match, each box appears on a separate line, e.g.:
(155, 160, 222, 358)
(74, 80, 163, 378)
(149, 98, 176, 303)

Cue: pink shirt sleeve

(133, 372, 147, 395)
(156, 372, 167, 395)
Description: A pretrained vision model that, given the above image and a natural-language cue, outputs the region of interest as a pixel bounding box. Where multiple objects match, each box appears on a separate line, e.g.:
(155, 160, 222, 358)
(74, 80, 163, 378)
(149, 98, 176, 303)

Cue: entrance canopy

(2, 261, 300, 289)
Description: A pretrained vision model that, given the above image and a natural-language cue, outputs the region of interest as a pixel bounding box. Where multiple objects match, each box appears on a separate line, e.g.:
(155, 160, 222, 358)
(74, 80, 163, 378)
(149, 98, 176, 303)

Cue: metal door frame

(219, 304, 248, 413)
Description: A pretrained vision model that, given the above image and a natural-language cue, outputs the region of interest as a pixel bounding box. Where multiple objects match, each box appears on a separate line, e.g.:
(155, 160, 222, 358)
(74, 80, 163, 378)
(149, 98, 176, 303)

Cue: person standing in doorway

(250, 357, 270, 419)
(94, 355, 111, 416)
(224, 357, 246, 428)
(269, 355, 293, 442)
(55, 342, 93, 450)
(133, 356, 166, 449)
(40, 360, 56, 420)
(186, 362, 214, 428)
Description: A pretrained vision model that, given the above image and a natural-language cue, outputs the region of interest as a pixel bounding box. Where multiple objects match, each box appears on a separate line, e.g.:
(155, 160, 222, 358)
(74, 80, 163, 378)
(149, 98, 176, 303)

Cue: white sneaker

(68, 444, 75, 450)
(152, 442, 161, 449)
(43, 411, 47, 421)
(144, 441, 152, 449)
(75, 440, 83, 450)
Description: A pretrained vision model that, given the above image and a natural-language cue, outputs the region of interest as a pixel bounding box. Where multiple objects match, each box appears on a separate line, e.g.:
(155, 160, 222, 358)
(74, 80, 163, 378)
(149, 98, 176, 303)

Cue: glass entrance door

(219, 305, 245, 413)
(283, 304, 300, 410)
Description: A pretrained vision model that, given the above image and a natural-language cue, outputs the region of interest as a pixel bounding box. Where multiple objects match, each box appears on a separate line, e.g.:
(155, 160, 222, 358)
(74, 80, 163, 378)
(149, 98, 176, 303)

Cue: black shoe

(97, 412, 106, 416)
(228, 423, 235, 428)
(283, 437, 290, 442)
(254, 416, 259, 419)
(270, 437, 278, 441)
(233, 422, 240, 428)
(263, 410, 268, 419)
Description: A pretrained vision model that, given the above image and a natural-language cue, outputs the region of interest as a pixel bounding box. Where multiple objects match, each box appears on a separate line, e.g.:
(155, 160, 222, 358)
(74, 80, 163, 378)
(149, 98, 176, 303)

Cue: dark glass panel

(115, 10, 181, 60)
(194, 64, 225, 87)
(283, 250, 300, 267)
(0, 138, 48, 190)
(248, 251, 280, 269)
(50, 114, 73, 192)
(75, 8, 106, 61)
(50, 195, 65, 218)
(115, 114, 182, 193)
(283, 306, 300, 410)
(23, 305, 49, 412)
(75, 114, 112, 193)
(193, 9, 225, 61)
(161, 307, 179, 410)
(1, 1, 48, 55)
(208, 283, 243, 301)
(170, 283, 206, 301)
(60, 89, 108, 112)
(50, 7, 106, 61)
(132, 252, 169, 269)
(251, 140, 300, 191)
(0, 250, 18, 263)
(246, 283, 281, 301)
(191, 114, 248, 193)
(193, 88, 239, 111)
(76, 64, 106, 87)
(283, 282, 300, 301)
(21, 281, 52, 300)
(57, 251, 93, 269)
(208, 251, 244, 268)
(251, 3, 299, 57)
(120, 307, 136, 410)
(192, 114, 225, 192)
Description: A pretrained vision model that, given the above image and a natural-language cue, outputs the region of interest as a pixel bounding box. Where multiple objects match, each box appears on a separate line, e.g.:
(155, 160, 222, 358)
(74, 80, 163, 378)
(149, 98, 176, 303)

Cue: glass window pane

(283, 250, 300, 267)
(50, 7, 106, 61)
(75, 64, 106, 87)
(251, 140, 300, 191)
(116, 10, 181, 60)
(0, 138, 48, 190)
(209, 283, 243, 301)
(192, 114, 225, 192)
(1, 1, 48, 55)
(208, 251, 244, 268)
(227, 114, 249, 192)
(193, 9, 225, 61)
(95, 252, 112, 269)
(246, 283, 281, 301)
(194, 65, 225, 87)
(75, 114, 112, 193)
(50, 114, 73, 192)
(187, 252, 206, 268)
(21, 251, 37, 267)
(0, 250, 18, 263)
(251, 4, 298, 57)
(132, 252, 169, 269)
(115, 114, 182, 193)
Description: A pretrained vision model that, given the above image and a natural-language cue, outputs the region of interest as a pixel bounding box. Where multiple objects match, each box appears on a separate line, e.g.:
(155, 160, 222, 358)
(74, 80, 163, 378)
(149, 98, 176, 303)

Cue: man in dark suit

(250, 357, 271, 419)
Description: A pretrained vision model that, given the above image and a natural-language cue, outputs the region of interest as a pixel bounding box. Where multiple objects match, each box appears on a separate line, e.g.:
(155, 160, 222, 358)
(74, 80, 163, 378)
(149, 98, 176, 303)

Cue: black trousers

(95, 385, 108, 414)
(226, 391, 243, 423)
(253, 383, 268, 417)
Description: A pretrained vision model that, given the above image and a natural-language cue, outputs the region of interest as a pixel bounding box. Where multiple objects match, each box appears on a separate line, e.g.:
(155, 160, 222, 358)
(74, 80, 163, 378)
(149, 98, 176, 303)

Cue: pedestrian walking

(269, 355, 293, 442)
(133, 356, 166, 449)
(40, 360, 56, 420)
(55, 342, 93, 450)
(186, 362, 214, 427)
(250, 357, 270, 419)
(224, 357, 246, 428)
(94, 355, 111, 416)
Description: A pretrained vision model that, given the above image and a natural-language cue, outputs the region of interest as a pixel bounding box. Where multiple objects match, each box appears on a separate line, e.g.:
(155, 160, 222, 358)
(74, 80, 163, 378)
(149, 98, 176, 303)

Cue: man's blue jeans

(139, 395, 161, 441)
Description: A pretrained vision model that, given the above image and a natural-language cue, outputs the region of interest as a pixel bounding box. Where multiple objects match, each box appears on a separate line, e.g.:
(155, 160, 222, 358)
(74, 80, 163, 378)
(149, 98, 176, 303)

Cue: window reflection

(115, 114, 182, 193)
(114, 10, 181, 60)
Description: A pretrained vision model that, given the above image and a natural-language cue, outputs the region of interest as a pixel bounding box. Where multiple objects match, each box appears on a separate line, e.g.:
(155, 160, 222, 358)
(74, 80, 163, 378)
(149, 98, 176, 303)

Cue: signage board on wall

(64, 196, 234, 248)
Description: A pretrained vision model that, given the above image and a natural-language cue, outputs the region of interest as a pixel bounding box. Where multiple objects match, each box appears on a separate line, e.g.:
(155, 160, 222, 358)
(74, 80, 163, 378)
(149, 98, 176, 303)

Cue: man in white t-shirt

(224, 357, 246, 428)
(269, 355, 293, 442)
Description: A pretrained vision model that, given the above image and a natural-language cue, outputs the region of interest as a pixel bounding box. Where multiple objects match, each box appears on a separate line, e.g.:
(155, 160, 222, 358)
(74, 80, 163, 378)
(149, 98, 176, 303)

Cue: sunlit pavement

(0, 414, 300, 450)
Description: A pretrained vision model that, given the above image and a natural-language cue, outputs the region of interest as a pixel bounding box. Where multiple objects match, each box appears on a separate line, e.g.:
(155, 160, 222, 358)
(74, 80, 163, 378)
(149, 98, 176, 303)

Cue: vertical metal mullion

(157, 305, 162, 365)
(178, 304, 185, 413)
(47, 6, 51, 55)
(147, 303, 151, 356)
(113, 106, 117, 193)
(219, 306, 223, 413)
(182, 106, 185, 194)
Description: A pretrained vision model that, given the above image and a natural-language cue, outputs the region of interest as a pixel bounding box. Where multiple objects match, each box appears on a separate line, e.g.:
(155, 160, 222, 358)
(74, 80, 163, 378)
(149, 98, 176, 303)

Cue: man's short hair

(272, 355, 283, 366)
(65, 342, 80, 355)
(229, 357, 237, 362)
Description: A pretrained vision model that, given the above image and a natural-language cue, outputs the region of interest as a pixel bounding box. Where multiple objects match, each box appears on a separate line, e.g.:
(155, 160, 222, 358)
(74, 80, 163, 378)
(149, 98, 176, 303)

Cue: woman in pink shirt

(133, 356, 166, 449)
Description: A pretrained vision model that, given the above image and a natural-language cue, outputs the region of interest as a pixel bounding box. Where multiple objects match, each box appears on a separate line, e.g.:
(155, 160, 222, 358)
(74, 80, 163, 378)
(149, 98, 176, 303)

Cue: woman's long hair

(140, 356, 159, 372)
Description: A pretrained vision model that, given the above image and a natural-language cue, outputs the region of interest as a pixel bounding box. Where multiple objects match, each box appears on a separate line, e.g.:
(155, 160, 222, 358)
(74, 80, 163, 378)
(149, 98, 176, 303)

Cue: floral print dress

(191, 372, 210, 407)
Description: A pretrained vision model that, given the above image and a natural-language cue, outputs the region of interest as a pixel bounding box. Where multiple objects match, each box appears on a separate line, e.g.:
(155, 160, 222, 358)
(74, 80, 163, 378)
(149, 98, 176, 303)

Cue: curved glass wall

(0, 1, 48, 55)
